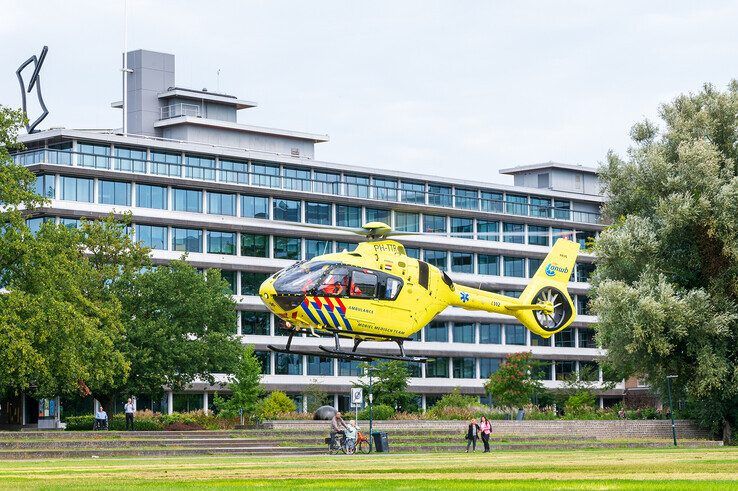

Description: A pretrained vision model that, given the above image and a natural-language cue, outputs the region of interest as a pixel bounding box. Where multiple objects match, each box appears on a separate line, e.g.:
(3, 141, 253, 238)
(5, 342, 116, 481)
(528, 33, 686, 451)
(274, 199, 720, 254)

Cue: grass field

(0, 447, 736, 490)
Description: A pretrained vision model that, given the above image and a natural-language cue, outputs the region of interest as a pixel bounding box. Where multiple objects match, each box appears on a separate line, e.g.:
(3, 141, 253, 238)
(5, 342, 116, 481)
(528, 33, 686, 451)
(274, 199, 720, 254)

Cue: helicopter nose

(259, 277, 277, 302)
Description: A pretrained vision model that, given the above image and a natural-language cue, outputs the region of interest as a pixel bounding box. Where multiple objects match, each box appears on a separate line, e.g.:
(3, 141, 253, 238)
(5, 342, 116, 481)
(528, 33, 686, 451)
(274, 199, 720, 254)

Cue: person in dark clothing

(465, 418, 480, 452)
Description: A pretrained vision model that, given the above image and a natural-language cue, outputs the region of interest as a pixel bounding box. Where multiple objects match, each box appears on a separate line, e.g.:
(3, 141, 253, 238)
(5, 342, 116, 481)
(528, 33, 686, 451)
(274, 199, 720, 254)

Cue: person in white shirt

(344, 420, 358, 453)
(124, 398, 135, 431)
(94, 406, 108, 430)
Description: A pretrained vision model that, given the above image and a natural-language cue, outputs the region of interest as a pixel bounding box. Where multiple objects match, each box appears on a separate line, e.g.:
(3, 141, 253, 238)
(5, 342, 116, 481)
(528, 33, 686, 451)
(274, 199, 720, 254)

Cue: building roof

(152, 116, 330, 143)
(500, 161, 599, 176)
(158, 87, 258, 110)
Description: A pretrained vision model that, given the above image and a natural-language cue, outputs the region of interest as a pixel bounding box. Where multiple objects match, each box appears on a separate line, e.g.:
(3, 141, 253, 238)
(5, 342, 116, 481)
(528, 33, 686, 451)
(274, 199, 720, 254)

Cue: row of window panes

(25, 143, 600, 223)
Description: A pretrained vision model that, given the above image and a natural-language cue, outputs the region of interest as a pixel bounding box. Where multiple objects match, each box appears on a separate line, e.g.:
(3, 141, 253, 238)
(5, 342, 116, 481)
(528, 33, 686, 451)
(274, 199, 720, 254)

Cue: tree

(591, 81, 738, 441)
(113, 262, 242, 401)
(484, 352, 543, 412)
(259, 391, 297, 418)
(213, 345, 264, 422)
(355, 361, 416, 412)
(304, 379, 331, 413)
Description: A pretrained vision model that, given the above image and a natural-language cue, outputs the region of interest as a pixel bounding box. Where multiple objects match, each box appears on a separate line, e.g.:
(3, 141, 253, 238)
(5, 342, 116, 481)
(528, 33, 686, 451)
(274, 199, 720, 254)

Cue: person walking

(479, 415, 492, 453)
(124, 398, 135, 431)
(465, 418, 480, 452)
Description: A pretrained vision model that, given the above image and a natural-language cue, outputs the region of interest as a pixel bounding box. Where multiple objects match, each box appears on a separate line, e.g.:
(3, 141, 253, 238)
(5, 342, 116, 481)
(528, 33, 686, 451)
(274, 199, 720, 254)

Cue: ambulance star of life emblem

(460, 292, 469, 303)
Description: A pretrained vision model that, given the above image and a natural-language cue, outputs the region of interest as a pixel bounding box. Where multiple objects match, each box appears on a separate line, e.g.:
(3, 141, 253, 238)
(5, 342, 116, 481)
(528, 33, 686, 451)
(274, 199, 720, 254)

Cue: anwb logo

(545, 263, 568, 276)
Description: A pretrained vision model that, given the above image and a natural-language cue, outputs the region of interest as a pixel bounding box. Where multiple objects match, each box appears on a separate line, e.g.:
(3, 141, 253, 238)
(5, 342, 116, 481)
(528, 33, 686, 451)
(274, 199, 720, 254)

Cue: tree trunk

(723, 418, 733, 446)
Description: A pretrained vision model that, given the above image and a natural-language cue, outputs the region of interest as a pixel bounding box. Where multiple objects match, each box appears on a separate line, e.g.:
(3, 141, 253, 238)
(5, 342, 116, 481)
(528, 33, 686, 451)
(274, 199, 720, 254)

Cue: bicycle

(356, 431, 370, 454)
(328, 432, 350, 455)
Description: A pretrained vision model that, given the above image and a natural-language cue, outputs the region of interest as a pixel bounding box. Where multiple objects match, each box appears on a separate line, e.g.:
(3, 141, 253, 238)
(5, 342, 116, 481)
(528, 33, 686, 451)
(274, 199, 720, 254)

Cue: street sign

(350, 387, 363, 407)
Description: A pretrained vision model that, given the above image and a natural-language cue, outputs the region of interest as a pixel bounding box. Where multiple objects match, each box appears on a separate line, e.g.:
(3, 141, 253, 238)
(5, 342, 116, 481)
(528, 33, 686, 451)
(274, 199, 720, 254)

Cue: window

(452, 323, 475, 343)
(252, 162, 280, 187)
(481, 191, 503, 212)
(478, 254, 499, 276)
(136, 184, 167, 209)
(336, 205, 361, 227)
(78, 142, 110, 169)
(577, 295, 590, 315)
(34, 174, 55, 198)
(555, 361, 576, 381)
(136, 224, 168, 250)
(395, 212, 419, 233)
(274, 236, 301, 260)
(172, 228, 203, 253)
(504, 256, 525, 277)
(405, 362, 422, 377)
(242, 311, 271, 335)
(577, 263, 595, 283)
(335, 241, 357, 252)
(307, 356, 334, 376)
(306, 202, 332, 225)
(425, 321, 448, 342)
(184, 155, 215, 180)
(275, 353, 303, 375)
(60, 176, 93, 202)
(338, 360, 363, 376)
(530, 197, 551, 218)
(59, 217, 80, 229)
(479, 323, 501, 344)
(477, 220, 499, 241)
(173, 188, 203, 213)
(313, 171, 340, 194)
(240, 234, 268, 257)
(554, 329, 575, 348)
(172, 394, 203, 413)
(480, 358, 501, 378)
(528, 258, 543, 278)
(450, 217, 472, 238)
(554, 200, 571, 220)
(424, 250, 447, 271)
(401, 181, 425, 203)
(505, 194, 528, 215)
(98, 180, 131, 206)
(455, 188, 477, 209)
(576, 231, 596, 250)
(344, 174, 369, 198)
(254, 351, 271, 374)
(505, 324, 526, 345)
(426, 358, 449, 378)
(365, 208, 390, 224)
(453, 357, 475, 378)
(242, 272, 269, 296)
(404, 247, 420, 259)
(530, 333, 551, 347)
(241, 195, 269, 219)
(578, 328, 597, 349)
(207, 192, 236, 216)
(503, 222, 524, 243)
(383, 277, 403, 300)
(283, 167, 310, 191)
(219, 270, 237, 293)
(220, 159, 248, 184)
(350, 270, 377, 298)
(305, 239, 331, 260)
(151, 151, 181, 177)
(47, 141, 73, 165)
(424, 214, 446, 233)
(428, 185, 452, 207)
(535, 361, 553, 381)
(579, 361, 600, 382)
(528, 225, 550, 246)
(373, 177, 397, 201)
(25, 217, 48, 235)
(207, 231, 236, 255)
(273, 198, 301, 222)
(451, 252, 473, 273)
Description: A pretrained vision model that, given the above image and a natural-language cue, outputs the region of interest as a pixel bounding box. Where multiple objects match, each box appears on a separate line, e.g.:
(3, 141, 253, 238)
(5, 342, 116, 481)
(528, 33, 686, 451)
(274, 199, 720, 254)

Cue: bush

(564, 391, 598, 418)
(65, 415, 94, 430)
(260, 391, 297, 419)
(432, 388, 478, 410)
(357, 404, 395, 420)
(65, 410, 231, 431)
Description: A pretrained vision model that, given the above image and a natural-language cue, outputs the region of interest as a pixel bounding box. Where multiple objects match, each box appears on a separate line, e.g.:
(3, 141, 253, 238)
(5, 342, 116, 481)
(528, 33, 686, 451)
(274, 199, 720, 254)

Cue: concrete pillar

(203, 392, 209, 414)
(167, 391, 174, 415)
(21, 393, 26, 426)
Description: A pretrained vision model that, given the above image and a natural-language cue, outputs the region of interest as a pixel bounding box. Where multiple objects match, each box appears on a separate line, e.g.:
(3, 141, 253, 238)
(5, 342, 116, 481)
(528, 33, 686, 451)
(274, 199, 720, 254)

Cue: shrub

(260, 391, 297, 419)
(357, 404, 395, 420)
(564, 391, 598, 418)
(433, 388, 479, 410)
(65, 415, 94, 431)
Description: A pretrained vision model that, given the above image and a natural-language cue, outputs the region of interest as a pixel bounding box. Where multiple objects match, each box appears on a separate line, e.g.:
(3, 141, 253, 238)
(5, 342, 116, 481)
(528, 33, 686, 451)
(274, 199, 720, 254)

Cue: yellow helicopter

(259, 222, 580, 363)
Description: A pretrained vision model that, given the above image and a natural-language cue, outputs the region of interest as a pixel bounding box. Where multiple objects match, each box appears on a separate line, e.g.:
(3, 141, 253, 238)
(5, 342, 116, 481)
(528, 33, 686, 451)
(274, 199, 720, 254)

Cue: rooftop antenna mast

(121, 0, 132, 134)
(217, 69, 221, 92)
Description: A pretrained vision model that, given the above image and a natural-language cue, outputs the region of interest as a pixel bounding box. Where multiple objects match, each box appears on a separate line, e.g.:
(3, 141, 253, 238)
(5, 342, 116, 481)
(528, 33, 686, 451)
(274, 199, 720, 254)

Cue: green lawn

(0, 447, 736, 490)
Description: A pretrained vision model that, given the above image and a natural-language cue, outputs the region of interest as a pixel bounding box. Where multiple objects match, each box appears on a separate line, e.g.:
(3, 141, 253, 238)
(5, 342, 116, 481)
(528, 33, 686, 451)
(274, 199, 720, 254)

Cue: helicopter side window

(384, 277, 403, 300)
(350, 270, 377, 298)
(317, 267, 350, 296)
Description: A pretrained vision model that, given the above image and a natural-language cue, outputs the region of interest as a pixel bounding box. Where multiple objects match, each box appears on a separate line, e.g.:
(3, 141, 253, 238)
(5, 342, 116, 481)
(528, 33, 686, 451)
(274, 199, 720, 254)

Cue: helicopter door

(346, 270, 378, 330)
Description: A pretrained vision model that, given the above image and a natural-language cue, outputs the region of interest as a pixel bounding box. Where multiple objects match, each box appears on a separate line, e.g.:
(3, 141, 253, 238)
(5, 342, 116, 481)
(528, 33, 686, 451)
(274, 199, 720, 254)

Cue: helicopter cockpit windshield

(273, 261, 348, 296)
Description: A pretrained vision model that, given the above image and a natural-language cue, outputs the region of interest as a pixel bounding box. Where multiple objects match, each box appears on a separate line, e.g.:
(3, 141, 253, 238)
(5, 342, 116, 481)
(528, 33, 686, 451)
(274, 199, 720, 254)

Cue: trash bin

(372, 431, 390, 453)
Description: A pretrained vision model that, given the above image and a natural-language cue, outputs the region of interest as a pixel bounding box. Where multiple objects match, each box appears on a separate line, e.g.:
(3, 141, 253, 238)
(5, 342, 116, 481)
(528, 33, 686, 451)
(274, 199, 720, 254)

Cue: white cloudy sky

(2, 1, 737, 183)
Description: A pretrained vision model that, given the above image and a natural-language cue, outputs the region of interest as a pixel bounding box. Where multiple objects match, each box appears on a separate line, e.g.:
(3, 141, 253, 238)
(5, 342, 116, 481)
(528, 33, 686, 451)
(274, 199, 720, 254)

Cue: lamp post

(666, 375, 678, 447)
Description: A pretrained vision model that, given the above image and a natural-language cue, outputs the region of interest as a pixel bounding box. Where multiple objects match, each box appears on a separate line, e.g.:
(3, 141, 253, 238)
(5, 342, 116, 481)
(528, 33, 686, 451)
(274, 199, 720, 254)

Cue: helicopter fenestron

(258, 222, 580, 363)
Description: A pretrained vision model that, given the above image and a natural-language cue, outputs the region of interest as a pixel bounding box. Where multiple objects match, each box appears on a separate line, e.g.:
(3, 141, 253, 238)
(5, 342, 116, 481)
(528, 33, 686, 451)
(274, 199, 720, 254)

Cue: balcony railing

(12, 148, 603, 225)
(160, 103, 201, 120)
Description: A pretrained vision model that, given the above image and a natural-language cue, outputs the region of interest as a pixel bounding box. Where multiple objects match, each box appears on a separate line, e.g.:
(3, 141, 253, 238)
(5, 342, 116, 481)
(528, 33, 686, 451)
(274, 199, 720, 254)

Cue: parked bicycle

(327, 432, 354, 454)
(356, 431, 370, 454)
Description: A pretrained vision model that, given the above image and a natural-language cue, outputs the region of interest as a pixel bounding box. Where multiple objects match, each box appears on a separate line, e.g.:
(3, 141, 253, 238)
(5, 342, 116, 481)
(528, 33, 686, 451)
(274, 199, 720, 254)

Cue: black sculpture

(313, 405, 337, 421)
(16, 46, 49, 134)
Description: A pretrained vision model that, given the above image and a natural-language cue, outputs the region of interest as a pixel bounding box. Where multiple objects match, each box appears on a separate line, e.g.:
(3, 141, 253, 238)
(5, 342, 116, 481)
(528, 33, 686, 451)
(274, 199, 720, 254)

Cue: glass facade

(395, 212, 419, 233)
(425, 321, 448, 342)
(453, 357, 475, 378)
(173, 228, 203, 253)
(173, 188, 203, 213)
(241, 311, 270, 336)
(274, 236, 301, 260)
(207, 192, 236, 216)
(207, 231, 236, 255)
(306, 202, 332, 225)
(99, 180, 131, 206)
(35, 174, 55, 198)
(137, 184, 167, 209)
(136, 224, 167, 250)
(479, 323, 501, 344)
(273, 198, 301, 222)
(336, 205, 361, 227)
(241, 234, 269, 257)
(452, 323, 475, 343)
(241, 195, 269, 219)
(60, 176, 93, 202)
(505, 324, 526, 345)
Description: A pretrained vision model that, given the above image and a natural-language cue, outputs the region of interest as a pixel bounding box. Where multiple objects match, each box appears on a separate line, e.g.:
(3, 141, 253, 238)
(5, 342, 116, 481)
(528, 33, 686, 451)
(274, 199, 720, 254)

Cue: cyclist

(330, 411, 348, 449)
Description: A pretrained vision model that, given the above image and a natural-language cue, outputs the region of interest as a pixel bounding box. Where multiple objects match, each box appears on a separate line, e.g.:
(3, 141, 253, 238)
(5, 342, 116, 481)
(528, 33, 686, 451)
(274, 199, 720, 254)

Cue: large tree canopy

(592, 82, 738, 439)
